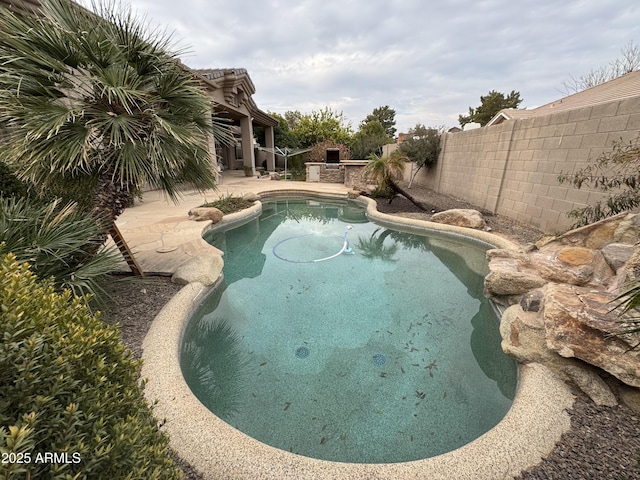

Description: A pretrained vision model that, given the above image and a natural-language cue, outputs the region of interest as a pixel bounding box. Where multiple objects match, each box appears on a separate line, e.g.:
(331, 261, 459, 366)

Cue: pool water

(181, 197, 517, 464)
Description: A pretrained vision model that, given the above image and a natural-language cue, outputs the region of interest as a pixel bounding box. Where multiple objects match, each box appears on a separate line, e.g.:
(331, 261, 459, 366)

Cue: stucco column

(240, 116, 255, 172)
(207, 110, 219, 181)
(264, 125, 276, 171)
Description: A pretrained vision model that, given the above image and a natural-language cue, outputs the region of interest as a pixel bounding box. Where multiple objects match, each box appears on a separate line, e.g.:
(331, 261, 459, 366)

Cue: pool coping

(141, 191, 575, 480)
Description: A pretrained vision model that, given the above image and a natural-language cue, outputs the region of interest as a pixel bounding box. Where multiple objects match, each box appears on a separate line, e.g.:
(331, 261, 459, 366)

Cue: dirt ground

(377, 182, 545, 245)
(100, 187, 640, 480)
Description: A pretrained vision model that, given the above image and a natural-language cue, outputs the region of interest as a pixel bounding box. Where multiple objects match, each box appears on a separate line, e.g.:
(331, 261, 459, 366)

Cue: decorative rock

(543, 283, 640, 388)
(557, 247, 594, 266)
(601, 243, 636, 271)
(618, 385, 640, 413)
(485, 270, 547, 296)
(188, 207, 224, 223)
(172, 254, 223, 286)
(584, 221, 619, 249)
(243, 192, 260, 203)
(622, 245, 640, 283)
(347, 190, 360, 199)
(499, 304, 571, 370)
(614, 213, 640, 244)
(430, 209, 486, 229)
(520, 289, 545, 312)
(529, 246, 613, 287)
(270, 173, 281, 180)
(561, 364, 618, 407)
(488, 212, 640, 389)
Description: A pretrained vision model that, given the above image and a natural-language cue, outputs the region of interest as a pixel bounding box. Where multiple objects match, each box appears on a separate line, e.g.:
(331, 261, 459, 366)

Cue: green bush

(0, 254, 182, 479)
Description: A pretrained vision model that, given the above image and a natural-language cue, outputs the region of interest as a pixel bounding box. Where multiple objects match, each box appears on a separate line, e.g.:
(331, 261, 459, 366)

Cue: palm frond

(0, 197, 120, 302)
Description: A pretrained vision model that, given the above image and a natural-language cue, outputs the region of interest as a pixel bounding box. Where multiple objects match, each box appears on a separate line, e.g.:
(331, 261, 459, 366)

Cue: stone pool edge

(141, 192, 575, 480)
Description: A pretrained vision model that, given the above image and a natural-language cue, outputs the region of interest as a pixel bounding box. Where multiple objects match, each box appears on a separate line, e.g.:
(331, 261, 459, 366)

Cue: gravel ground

(100, 185, 640, 480)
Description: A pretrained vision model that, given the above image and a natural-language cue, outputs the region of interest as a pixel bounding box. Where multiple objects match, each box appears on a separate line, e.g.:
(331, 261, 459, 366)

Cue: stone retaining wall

(409, 97, 640, 233)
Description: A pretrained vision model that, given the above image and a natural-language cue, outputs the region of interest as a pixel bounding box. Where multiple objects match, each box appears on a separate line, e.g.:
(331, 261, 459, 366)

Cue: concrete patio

(111, 170, 352, 275)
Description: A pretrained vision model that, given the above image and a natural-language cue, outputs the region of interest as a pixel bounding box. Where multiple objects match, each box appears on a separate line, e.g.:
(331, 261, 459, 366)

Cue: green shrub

(0, 254, 182, 479)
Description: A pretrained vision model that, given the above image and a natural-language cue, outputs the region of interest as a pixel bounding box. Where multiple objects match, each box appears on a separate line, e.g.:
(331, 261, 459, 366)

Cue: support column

(264, 125, 276, 171)
(207, 110, 219, 182)
(240, 116, 255, 173)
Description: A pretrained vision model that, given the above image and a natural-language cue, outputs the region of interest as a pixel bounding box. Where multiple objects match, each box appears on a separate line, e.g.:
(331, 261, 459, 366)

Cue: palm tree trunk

(387, 177, 427, 211)
(92, 174, 145, 275)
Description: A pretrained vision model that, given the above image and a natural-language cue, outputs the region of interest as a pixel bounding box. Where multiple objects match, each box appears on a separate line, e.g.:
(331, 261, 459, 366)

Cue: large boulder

(485, 270, 547, 296)
(188, 207, 224, 223)
(243, 192, 260, 203)
(430, 209, 486, 229)
(543, 283, 640, 388)
(528, 246, 614, 287)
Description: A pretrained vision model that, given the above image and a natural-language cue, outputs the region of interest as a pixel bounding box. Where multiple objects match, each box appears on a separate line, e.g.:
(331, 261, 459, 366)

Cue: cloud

(81, 0, 640, 132)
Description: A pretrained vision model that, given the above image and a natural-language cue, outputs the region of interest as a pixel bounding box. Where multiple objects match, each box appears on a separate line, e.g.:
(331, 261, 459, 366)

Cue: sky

(80, 0, 639, 133)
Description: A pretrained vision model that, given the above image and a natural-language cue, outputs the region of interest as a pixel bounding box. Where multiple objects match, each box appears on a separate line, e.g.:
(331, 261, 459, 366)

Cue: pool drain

(372, 353, 387, 366)
(295, 346, 310, 359)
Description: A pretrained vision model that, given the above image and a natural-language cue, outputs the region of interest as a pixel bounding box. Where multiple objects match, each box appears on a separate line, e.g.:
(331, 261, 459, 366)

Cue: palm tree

(365, 153, 426, 210)
(356, 228, 398, 262)
(0, 0, 231, 232)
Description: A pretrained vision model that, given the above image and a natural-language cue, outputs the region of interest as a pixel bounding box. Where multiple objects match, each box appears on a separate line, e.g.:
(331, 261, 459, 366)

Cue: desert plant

(0, 253, 182, 479)
(0, 197, 119, 301)
(0, 0, 232, 235)
(0, 161, 28, 199)
(201, 194, 251, 214)
(610, 279, 640, 346)
(558, 137, 640, 227)
(365, 152, 404, 195)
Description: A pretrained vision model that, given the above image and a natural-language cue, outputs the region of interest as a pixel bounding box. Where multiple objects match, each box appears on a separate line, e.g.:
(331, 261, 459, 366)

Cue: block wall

(411, 97, 640, 233)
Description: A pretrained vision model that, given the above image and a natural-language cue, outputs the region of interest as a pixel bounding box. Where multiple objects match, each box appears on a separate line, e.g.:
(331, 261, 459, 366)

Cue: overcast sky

(83, 0, 639, 133)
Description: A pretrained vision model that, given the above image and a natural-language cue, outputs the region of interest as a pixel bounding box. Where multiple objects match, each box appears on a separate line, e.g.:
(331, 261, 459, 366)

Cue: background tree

(362, 105, 397, 138)
(350, 119, 392, 159)
(458, 90, 523, 127)
(268, 112, 300, 149)
(291, 107, 352, 147)
(0, 0, 231, 234)
(398, 124, 442, 185)
(561, 41, 640, 94)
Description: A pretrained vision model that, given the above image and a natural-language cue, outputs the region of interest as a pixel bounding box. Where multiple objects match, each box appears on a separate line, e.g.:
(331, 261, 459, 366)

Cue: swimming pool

(181, 195, 517, 464)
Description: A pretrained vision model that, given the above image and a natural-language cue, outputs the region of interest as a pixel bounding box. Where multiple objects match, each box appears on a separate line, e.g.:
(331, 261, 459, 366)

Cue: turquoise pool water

(181, 196, 517, 464)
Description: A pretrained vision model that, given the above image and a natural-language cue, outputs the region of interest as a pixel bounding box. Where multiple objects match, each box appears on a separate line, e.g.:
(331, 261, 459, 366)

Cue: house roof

(195, 68, 277, 127)
(486, 69, 640, 127)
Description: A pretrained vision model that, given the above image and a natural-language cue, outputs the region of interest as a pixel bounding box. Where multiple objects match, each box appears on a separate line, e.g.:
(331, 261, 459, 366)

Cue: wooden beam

(110, 223, 144, 277)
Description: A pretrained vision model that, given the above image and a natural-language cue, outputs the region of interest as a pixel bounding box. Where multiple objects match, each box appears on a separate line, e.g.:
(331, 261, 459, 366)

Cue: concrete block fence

(409, 96, 640, 233)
